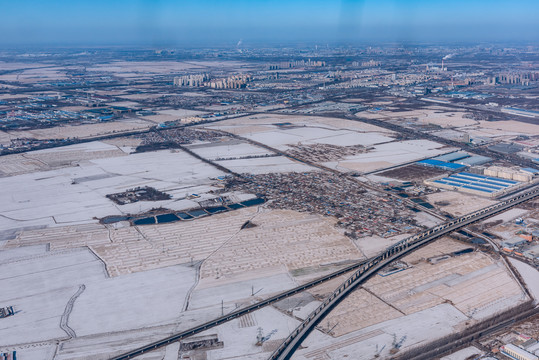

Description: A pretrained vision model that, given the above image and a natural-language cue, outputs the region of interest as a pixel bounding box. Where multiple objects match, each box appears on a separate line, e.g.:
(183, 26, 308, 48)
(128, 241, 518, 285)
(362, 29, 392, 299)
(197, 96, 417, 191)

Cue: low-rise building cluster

(137, 128, 225, 146)
(225, 171, 420, 238)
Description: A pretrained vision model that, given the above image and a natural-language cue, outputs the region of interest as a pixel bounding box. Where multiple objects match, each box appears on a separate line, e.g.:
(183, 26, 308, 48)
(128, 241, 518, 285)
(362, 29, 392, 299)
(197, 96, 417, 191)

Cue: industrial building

(484, 166, 537, 182)
(522, 168, 539, 176)
(418, 152, 492, 171)
(523, 244, 539, 260)
(488, 143, 524, 155)
(425, 172, 519, 197)
(417, 159, 466, 171)
(432, 151, 470, 162)
(500, 344, 538, 360)
(501, 238, 528, 249)
(454, 155, 492, 166)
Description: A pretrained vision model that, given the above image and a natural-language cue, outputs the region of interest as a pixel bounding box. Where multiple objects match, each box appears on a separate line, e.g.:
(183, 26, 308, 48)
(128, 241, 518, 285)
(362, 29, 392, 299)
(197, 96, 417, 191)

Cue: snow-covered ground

(187, 141, 274, 160)
(190, 273, 297, 310)
(354, 233, 412, 258)
(216, 156, 316, 174)
(70, 265, 196, 336)
(324, 139, 452, 173)
(1, 343, 58, 360)
(0, 247, 107, 345)
(0, 245, 196, 345)
(294, 303, 468, 360)
(414, 211, 444, 227)
(243, 126, 394, 150)
(202, 306, 302, 360)
(441, 346, 483, 360)
(158, 108, 207, 118)
(481, 207, 529, 224)
(509, 258, 539, 304)
(0, 148, 225, 231)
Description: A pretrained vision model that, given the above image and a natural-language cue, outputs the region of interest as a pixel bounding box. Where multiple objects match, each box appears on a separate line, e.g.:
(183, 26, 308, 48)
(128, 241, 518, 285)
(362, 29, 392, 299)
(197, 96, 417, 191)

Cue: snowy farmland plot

(0, 145, 225, 230)
(295, 304, 469, 360)
(203, 117, 454, 175)
(0, 245, 197, 357)
(232, 125, 395, 151)
(203, 114, 397, 150)
(187, 140, 275, 160)
(216, 156, 316, 174)
(324, 139, 454, 173)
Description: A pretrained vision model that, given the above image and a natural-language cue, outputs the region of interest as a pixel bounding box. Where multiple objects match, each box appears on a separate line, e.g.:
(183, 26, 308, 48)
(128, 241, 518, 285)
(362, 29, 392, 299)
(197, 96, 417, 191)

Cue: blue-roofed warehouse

(417, 159, 466, 171)
(521, 167, 539, 176)
(455, 155, 492, 166)
(432, 151, 470, 162)
(425, 172, 520, 198)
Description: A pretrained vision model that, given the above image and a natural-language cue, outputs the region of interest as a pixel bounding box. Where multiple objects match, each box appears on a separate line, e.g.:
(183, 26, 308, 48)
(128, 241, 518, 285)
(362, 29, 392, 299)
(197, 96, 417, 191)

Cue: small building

(500, 343, 538, 360)
(502, 238, 528, 249)
(523, 245, 539, 260)
(454, 155, 492, 166)
(488, 143, 524, 155)
(432, 151, 470, 162)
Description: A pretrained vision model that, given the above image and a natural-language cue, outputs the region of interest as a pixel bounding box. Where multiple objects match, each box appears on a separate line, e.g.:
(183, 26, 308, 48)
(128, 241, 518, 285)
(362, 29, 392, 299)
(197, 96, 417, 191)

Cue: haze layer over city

(0, 1, 538, 360)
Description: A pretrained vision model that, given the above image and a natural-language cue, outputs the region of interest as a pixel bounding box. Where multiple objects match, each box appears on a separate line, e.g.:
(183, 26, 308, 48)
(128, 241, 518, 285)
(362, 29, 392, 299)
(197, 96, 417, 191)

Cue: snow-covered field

(509, 258, 539, 304)
(295, 304, 468, 360)
(204, 114, 397, 150)
(0, 247, 107, 345)
(187, 141, 275, 160)
(158, 108, 207, 118)
(70, 264, 196, 336)
(481, 207, 529, 224)
(190, 273, 298, 310)
(0, 245, 196, 356)
(441, 346, 483, 360)
(0, 146, 225, 231)
(324, 139, 452, 173)
(216, 156, 316, 174)
(242, 126, 394, 150)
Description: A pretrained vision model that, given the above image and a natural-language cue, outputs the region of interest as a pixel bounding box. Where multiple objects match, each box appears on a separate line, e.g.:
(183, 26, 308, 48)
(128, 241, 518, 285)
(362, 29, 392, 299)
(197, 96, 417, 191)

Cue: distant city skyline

(1, 0, 538, 46)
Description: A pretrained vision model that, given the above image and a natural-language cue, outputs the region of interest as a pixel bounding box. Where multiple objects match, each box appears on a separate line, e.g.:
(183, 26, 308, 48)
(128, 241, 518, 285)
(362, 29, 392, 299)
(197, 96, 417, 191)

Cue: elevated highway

(111, 186, 537, 360)
(269, 186, 538, 360)
(110, 260, 368, 360)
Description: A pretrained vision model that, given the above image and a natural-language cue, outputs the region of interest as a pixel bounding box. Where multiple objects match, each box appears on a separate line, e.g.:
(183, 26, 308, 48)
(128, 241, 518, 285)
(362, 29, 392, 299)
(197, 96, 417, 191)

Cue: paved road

(109, 260, 368, 360)
(111, 186, 537, 360)
(400, 305, 539, 360)
(269, 186, 538, 360)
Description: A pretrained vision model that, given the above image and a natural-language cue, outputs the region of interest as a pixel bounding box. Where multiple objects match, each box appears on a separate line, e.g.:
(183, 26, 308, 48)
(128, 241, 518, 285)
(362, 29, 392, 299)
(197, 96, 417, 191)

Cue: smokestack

(442, 59, 444, 71)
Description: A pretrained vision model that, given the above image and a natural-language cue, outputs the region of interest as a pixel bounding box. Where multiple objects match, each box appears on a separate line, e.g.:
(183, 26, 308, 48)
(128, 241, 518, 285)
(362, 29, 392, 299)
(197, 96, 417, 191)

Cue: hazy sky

(1, 0, 538, 46)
